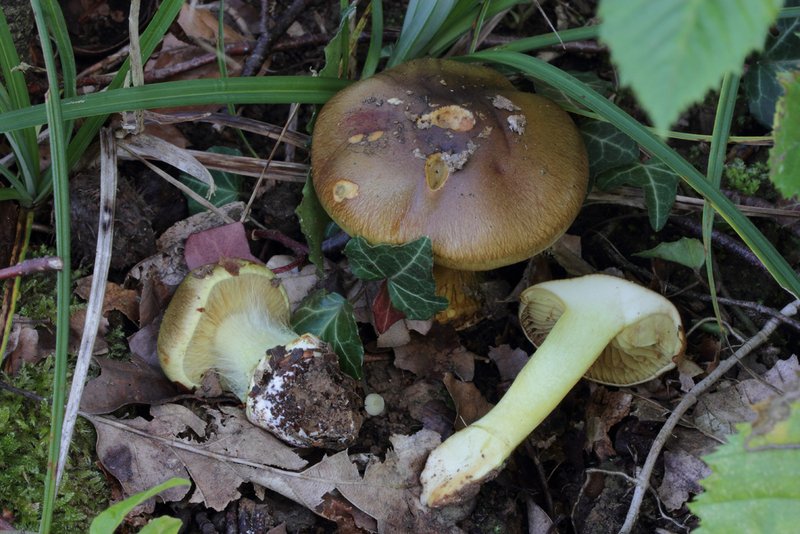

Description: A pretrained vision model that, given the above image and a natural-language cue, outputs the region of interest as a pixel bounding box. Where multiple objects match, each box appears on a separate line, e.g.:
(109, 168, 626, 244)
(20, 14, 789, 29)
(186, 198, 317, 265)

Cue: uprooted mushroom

(157, 258, 363, 448)
(419, 274, 686, 507)
(311, 58, 589, 326)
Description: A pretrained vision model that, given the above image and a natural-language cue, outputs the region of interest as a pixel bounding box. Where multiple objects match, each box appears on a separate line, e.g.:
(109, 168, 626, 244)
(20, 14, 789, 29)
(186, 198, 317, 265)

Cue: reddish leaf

(184, 222, 260, 269)
(371, 280, 405, 334)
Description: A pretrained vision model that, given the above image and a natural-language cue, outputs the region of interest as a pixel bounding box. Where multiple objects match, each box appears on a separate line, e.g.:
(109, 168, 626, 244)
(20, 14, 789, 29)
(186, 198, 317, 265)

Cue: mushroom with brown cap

(419, 274, 685, 507)
(157, 258, 363, 448)
(311, 58, 589, 324)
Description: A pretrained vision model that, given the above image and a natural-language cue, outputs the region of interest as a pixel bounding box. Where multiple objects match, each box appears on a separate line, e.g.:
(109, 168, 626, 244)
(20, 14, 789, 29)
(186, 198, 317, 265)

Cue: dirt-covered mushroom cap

(157, 258, 296, 398)
(311, 58, 589, 271)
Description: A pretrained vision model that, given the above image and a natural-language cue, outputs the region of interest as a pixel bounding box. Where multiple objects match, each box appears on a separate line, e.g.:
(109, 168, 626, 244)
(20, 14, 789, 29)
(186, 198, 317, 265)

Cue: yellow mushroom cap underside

(311, 58, 589, 271)
(157, 259, 291, 389)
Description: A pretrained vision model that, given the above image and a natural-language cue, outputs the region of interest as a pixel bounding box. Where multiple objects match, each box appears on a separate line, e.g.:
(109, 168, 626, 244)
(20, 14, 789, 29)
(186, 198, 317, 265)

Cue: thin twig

(619, 299, 800, 533)
(0, 257, 63, 280)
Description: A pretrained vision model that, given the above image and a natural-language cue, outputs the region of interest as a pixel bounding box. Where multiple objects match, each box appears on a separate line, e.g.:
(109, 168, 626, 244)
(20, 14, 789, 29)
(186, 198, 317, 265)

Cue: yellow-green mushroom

(158, 259, 363, 448)
(420, 274, 685, 507)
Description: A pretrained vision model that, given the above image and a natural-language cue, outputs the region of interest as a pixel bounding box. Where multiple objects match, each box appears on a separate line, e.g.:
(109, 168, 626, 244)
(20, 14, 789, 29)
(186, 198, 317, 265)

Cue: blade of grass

(424, 0, 524, 57)
(488, 25, 600, 53)
(0, 8, 39, 199)
(468, 50, 800, 298)
(468, 0, 493, 54)
(388, 0, 458, 67)
(361, 0, 383, 78)
(31, 0, 184, 205)
(2, 77, 351, 136)
(0, 162, 27, 193)
(29, 1, 71, 532)
(38, 0, 76, 195)
(703, 73, 740, 333)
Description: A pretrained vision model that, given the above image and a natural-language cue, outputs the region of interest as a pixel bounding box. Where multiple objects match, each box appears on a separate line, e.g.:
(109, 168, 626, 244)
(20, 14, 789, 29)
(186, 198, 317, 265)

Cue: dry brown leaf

(393, 325, 475, 381)
(92, 404, 308, 512)
(81, 356, 180, 414)
(4, 321, 44, 374)
(334, 431, 467, 533)
(488, 344, 528, 382)
(443, 373, 493, 430)
(585, 387, 632, 459)
(656, 449, 712, 511)
(693, 355, 800, 439)
(74, 277, 139, 323)
(177, 4, 245, 42)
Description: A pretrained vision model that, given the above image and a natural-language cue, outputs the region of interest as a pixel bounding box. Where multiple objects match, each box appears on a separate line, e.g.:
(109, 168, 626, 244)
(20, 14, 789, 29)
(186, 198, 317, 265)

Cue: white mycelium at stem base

(420, 274, 685, 508)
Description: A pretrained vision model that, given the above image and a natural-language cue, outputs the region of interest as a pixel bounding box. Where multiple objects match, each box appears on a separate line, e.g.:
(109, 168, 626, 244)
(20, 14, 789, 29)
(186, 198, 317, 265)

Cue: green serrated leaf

(743, 4, 800, 127)
(635, 237, 706, 269)
(596, 161, 680, 231)
(344, 236, 448, 320)
(769, 71, 800, 199)
(89, 478, 189, 534)
(291, 290, 364, 379)
(179, 146, 243, 214)
(599, 0, 784, 133)
(138, 516, 184, 534)
(689, 394, 800, 534)
(296, 174, 331, 273)
(579, 119, 640, 177)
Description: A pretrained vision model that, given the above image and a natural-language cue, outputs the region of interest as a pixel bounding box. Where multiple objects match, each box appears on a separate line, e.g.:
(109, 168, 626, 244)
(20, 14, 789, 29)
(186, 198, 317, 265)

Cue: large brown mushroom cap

(312, 58, 589, 271)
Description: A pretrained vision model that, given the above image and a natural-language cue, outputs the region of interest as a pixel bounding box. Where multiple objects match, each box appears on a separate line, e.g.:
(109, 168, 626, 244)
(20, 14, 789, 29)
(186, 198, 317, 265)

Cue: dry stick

(0, 256, 63, 280)
(618, 299, 800, 534)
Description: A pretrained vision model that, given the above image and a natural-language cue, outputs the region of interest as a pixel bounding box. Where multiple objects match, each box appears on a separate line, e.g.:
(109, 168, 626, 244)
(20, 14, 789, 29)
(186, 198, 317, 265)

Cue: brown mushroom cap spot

(311, 58, 589, 271)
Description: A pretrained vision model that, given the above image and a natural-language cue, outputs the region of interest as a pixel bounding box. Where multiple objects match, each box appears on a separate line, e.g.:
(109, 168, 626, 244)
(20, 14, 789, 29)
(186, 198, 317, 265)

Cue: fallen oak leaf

(333, 430, 468, 533)
(90, 404, 309, 512)
(81, 356, 180, 414)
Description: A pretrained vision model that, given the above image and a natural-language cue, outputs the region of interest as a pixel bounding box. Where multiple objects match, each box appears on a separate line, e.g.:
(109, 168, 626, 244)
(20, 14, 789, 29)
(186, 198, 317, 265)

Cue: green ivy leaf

(344, 236, 448, 320)
(689, 393, 800, 534)
(596, 161, 680, 231)
(179, 146, 243, 214)
(769, 71, 800, 199)
(579, 119, 640, 178)
(743, 5, 800, 127)
(90, 478, 189, 534)
(599, 0, 783, 133)
(296, 174, 331, 273)
(634, 237, 706, 269)
(291, 290, 364, 379)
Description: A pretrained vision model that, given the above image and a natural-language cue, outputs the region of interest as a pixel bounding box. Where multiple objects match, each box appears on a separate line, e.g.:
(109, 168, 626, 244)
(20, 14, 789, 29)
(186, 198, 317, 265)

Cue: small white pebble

(364, 393, 385, 416)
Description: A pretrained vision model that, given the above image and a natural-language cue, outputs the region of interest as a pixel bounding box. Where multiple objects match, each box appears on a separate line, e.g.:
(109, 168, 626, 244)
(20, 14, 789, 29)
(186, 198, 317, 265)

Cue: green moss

(723, 158, 768, 196)
(0, 359, 110, 533)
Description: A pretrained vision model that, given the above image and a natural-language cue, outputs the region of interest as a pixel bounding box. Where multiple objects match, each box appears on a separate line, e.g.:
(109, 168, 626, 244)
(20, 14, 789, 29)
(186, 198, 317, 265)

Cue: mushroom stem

(213, 308, 299, 401)
(433, 265, 482, 327)
(420, 274, 684, 507)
